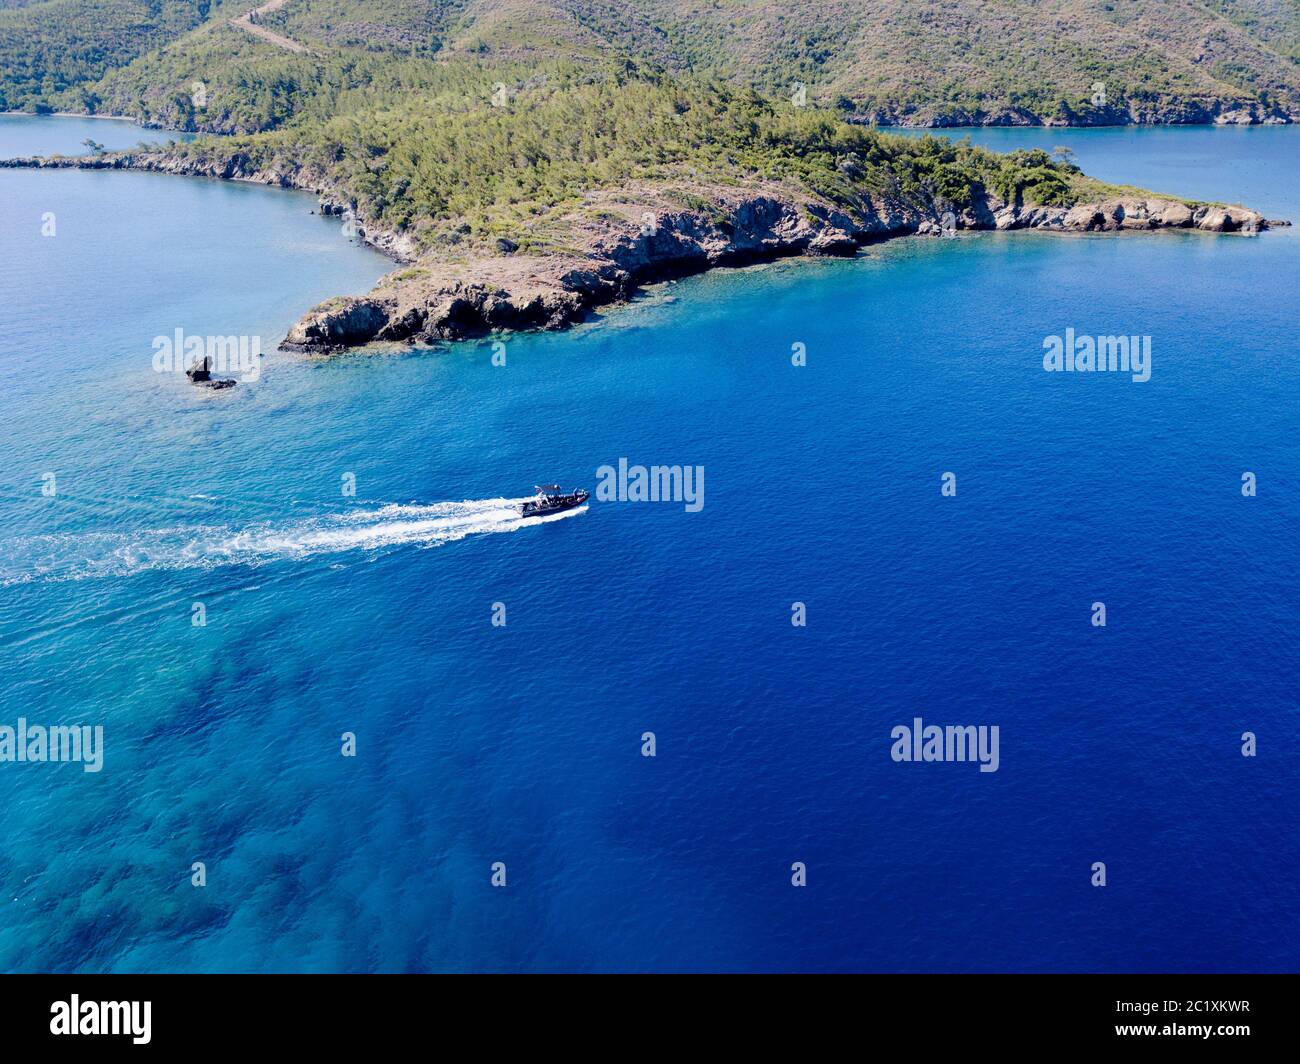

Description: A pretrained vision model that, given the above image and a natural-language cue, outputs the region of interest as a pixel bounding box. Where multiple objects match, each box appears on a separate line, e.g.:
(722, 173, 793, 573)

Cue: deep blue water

(1, 118, 1297, 972)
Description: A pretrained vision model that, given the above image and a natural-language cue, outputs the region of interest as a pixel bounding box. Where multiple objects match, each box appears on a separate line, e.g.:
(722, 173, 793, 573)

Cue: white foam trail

(0, 497, 586, 584)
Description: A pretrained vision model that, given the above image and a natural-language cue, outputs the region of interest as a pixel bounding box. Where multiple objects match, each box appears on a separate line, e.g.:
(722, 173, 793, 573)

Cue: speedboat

(520, 485, 589, 518)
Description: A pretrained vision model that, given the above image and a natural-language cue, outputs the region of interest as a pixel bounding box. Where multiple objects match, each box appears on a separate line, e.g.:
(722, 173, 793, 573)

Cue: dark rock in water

(186, 356, 237, 389)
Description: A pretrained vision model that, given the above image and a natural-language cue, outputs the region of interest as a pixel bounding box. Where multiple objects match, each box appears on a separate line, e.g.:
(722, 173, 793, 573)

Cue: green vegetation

(0, 0, 1221, 266)
(0, 0, 219, 111)
(580, 0, 1300, 120)
(152, 61, 1104, 250)
(3, 1, 1297, 125)
(1206, 0, 1300, 63)
(83, 30, 565, 133)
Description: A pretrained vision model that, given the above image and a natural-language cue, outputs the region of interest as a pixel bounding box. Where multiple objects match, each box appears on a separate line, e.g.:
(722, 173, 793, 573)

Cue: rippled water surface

(1, 118, 1297, 972)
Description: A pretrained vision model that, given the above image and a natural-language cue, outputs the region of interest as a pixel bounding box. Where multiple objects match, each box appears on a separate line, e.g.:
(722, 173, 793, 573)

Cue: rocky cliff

(278, 189, 1281, 353)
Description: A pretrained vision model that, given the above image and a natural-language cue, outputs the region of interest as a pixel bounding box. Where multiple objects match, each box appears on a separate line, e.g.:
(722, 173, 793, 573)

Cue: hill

(247, 0, 1300, 124)
(4, 0, 1299, 126)
(0, 0, 220, 112)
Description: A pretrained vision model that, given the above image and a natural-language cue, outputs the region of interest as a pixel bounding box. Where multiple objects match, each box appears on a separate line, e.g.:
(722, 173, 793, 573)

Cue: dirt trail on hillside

(230, 0, 314, 55)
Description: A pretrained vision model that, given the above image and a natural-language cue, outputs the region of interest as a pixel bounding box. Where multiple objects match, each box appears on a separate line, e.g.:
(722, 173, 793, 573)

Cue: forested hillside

(4, 0, 1298, 126)
(0, 0, 221, 111)
(151, 64, 1115, 246)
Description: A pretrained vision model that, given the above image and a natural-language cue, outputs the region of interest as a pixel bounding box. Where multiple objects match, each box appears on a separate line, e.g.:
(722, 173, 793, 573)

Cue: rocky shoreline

(278, 191, 1282, 354)
(858, 98, 1298, 128)
(1, 149, 1286, 355)
(0, 149, 421, 262)
(10, 95, 1296, 135)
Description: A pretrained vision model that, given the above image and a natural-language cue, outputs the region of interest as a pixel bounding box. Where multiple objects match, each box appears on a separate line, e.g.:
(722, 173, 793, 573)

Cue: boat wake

(0, 497, 586, 584)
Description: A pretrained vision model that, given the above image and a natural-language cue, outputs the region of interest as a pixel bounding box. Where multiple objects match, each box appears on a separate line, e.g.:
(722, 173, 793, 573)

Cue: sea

(1, 115, 1297, 972)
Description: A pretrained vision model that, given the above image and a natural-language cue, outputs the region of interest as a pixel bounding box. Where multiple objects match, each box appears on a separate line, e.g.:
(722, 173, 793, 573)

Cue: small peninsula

(2, 2, 1290, 353)
(1, 89, 1278, 353)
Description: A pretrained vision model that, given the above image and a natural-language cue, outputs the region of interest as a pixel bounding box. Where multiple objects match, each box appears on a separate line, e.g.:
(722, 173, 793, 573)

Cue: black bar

(0, 974, 1291, 1051)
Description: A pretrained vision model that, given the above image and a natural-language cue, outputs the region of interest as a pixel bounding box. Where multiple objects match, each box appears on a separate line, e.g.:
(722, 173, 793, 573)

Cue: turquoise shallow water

(1, 118, 1298, 972)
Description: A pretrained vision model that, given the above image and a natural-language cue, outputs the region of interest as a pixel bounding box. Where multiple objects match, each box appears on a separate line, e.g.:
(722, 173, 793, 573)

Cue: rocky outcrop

(281, 298, 392, 351)
(276, 186, 888, 351)
(983, 197, 1273, 234)
(185, 355, 237, 389)
(278, 187, 1281, 353)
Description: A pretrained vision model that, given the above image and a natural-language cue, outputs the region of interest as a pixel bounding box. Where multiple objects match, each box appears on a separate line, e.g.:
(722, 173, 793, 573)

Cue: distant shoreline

(0, 111, 139, 122)
(3, 108, 1295, 136)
